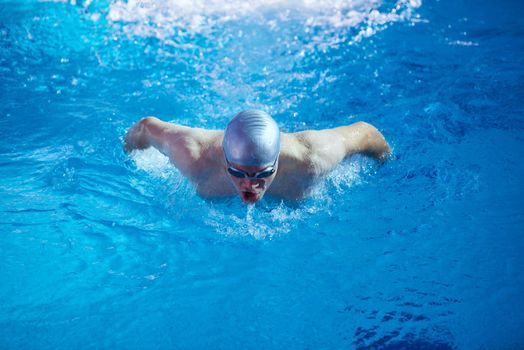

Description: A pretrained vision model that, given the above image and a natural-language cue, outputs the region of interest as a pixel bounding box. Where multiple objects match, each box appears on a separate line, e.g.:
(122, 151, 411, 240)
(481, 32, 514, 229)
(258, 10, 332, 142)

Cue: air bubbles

(144, 274, 158, 280)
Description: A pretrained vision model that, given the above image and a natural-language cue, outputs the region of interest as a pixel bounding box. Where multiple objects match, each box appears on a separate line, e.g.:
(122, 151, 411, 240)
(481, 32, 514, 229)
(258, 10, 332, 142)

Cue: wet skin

(124, 117, 391, 202)
(226, 161, 278, 204)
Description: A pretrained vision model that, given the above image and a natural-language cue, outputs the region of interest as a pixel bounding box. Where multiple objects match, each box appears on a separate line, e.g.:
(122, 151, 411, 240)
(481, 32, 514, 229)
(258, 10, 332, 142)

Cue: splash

(40, 0, 422, 124)
(129, 148, 377, 239)
(130, 147, 193, 205)
(106, 0, 422, 45)
(204, 201, 318, 239)
(204, 156, 372, 239)
(131, 147, 173, 179)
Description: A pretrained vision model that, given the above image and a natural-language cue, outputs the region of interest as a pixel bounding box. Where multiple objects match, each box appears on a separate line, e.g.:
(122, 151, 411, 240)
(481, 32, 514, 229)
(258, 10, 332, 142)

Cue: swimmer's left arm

(297, 121, 390, 175)
(335, 121, 391, 161)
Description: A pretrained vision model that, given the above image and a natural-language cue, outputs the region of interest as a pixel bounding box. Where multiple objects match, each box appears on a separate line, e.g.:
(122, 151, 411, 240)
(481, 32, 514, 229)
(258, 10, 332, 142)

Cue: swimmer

(124, 110, 390, 203)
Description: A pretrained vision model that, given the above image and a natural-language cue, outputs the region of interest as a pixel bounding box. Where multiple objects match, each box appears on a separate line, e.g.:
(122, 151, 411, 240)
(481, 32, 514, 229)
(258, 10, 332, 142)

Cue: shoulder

(166, 125, 221, 154)
(279, 132, 313, 167)
(280, 129, 347, 175)
(277, 132, 322, 178)
(151, 120, 223, 178)
(267, 134, 319, 199)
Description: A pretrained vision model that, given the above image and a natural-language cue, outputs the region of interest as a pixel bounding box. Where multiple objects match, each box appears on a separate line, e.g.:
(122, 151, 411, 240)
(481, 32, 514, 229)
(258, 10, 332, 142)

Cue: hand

(123, 118, 149, 153)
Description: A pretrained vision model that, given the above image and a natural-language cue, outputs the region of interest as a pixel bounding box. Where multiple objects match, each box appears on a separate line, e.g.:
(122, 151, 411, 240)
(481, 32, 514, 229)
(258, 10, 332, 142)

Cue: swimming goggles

(225, 157, 277, 180)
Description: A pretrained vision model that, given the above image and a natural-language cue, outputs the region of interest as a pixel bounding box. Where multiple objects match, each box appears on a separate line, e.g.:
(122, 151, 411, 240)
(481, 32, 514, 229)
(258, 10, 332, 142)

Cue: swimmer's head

(223, 110, 280, 167)
(223, 110, 281, 204)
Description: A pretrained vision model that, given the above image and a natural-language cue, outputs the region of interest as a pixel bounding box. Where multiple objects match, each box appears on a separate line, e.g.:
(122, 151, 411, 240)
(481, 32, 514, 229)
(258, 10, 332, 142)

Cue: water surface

(1, 0, 523, 348)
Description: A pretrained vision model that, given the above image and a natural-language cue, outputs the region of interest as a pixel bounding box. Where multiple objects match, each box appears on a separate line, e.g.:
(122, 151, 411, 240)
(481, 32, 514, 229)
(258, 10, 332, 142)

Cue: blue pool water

(1, 0, 524, 348)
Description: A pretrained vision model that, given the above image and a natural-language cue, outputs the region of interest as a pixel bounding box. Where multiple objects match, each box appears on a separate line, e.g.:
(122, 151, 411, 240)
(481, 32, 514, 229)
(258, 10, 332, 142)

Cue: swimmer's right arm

(124, 117, 200, 176)
(124, 116, 174, 155)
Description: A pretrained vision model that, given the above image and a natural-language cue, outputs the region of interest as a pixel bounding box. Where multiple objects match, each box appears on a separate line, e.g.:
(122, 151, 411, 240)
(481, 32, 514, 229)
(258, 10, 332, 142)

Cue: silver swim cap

(223, 110, 280, 167)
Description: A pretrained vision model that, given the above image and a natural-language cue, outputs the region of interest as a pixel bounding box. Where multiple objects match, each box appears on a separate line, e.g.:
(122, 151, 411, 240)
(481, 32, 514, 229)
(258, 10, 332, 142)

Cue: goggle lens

(227, 166, 275, 179)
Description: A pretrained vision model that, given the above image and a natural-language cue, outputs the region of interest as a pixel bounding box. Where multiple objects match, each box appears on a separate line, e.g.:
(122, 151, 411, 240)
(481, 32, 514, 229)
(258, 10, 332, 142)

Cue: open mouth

(241, 191, 260, 203)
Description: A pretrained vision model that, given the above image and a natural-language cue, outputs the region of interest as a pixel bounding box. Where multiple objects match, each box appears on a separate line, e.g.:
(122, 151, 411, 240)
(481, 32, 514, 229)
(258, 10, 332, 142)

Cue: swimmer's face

(226, 160, 278, 204)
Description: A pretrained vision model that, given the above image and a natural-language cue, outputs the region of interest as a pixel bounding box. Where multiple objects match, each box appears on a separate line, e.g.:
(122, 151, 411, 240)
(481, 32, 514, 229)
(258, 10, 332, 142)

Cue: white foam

(448, 40, 479, 47)
(106, 0, 422, 45)
(326, 155, 373, 192)
(205, 204, 291, 239)
(131, 147, 173, 179)
(130, 147, 199, 211)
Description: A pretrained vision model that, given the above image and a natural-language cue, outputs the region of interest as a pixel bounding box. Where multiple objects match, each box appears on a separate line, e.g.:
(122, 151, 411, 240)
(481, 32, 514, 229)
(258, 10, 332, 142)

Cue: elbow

(368, 141, 391, 162)
(377, 142, 392, 162)
(354, 121, 380, 136)
(372, 130, 391, 161)
(356, 121, 391, 160)
(139, 116, 158, 128)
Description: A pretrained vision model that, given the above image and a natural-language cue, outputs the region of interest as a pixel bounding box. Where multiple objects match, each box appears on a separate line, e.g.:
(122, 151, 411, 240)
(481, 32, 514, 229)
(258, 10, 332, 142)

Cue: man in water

(124, 110, 390, 203)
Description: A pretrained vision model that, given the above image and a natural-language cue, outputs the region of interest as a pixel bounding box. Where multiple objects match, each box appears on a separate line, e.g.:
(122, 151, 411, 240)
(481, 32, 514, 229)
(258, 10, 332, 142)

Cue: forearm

(339, 122, 391, 160)
(124, 116, 164, 153)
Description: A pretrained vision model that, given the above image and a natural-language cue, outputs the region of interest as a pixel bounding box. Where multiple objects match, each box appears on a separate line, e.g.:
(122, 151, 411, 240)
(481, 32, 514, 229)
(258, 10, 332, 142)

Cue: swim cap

(223, 110, 280, 167)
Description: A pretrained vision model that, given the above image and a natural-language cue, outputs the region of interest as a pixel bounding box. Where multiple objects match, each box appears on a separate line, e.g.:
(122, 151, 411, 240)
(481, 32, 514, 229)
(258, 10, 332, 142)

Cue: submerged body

(125, 114, 390, 203)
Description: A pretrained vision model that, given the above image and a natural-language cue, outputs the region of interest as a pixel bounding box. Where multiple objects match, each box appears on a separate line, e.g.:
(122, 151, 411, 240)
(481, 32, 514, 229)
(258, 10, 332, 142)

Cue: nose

(241, 179, 263, 189)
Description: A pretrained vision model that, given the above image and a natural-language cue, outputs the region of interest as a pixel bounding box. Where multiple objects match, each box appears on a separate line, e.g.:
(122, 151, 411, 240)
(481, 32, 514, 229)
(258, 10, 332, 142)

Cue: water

(1, 0, 523, 348)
